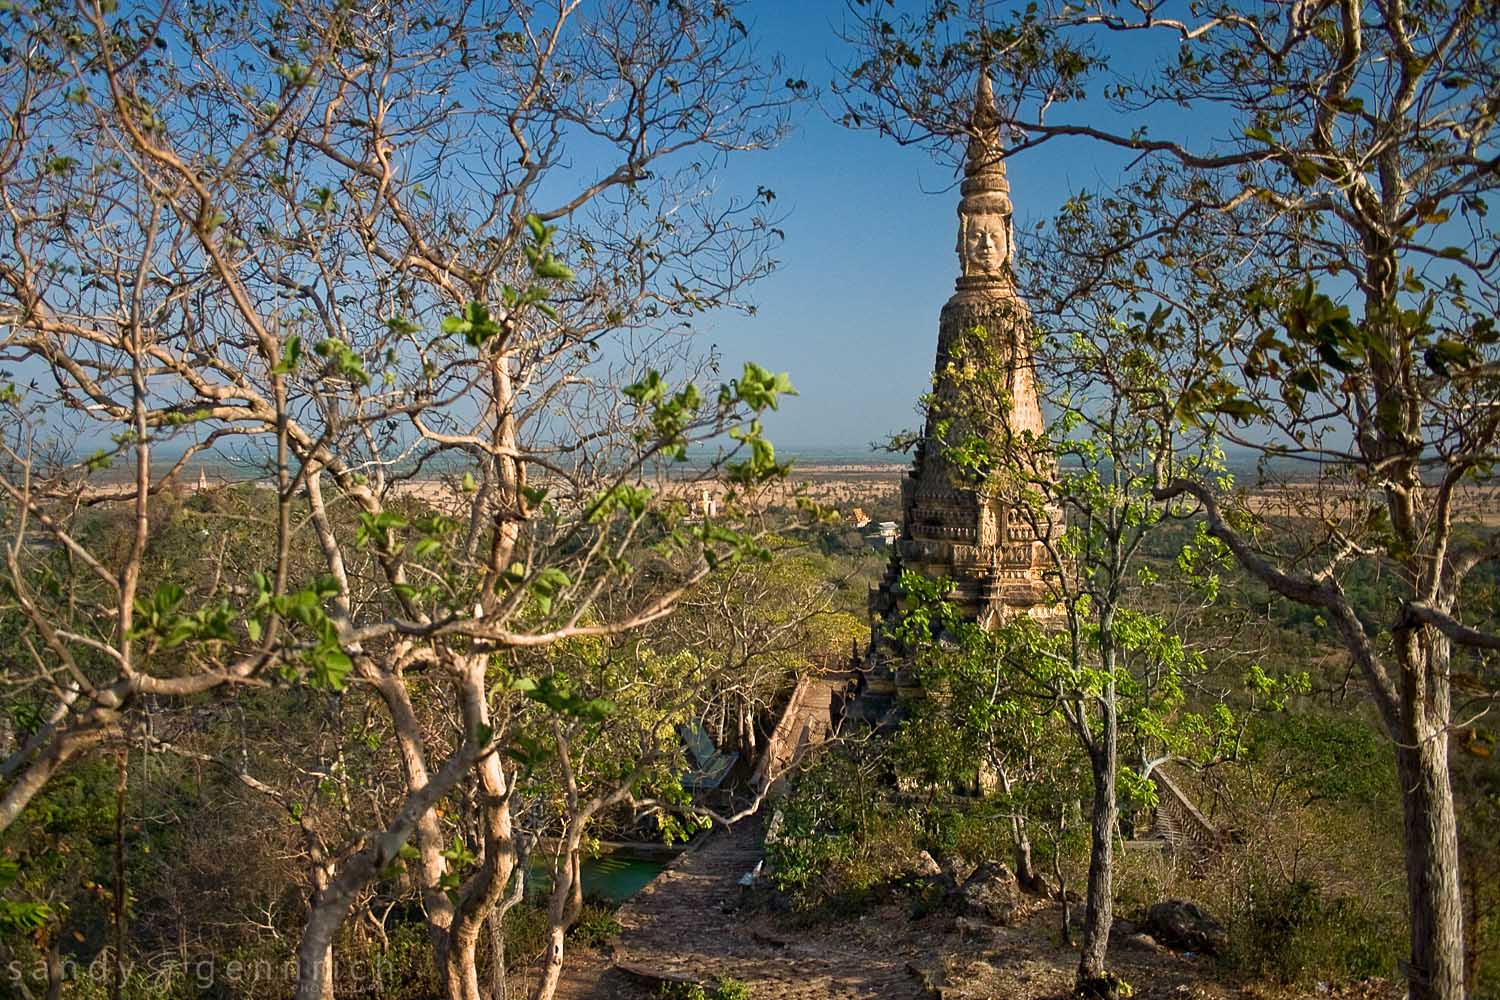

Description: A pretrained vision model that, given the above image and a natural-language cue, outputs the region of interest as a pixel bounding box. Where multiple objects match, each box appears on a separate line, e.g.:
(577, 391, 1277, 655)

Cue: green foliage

(618, 362, 795, 474)
(0, 755, 119, 956)
(372, 920, 445, 998)
(514, 672, 615, 723)
(270, 334, 302, 374)
(727, 362, 796, 413)
(1235, 280, 1498, 419)
(129, 584, 234, 649)
(624, 371, 707, 461)
(893, 571, 1237, 775)
(0, 4, 810, 997)
(312, 337, 369, 386)
(657, 975, 753, 999)
(568, 902, 623, 948)
(766, 746, 904, 907)
(442, 299, 506, 348)
(1229, 879, 1397, 984)
(443, 214, 574, 347)
(354, 510, 409, 550)
(0, 859, 52, 934)
(1248, 712, 1396, 807)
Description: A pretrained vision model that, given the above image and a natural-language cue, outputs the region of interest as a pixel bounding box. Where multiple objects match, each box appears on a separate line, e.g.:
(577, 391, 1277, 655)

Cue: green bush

(568, 902, 622, 948)
(657, 976, 752, 1000)
(1229, 878, 1397, 985)
(765, 745, 934, 914)
(367, 921, 443, 999)
(499, 903, 550, 968)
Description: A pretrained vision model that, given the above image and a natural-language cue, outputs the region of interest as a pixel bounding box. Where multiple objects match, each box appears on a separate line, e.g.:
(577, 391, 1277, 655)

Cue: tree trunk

(0, 719, 114, 834)
(1077, 738, 1117, 984)
(44, 937, 63, 1000)
(998, 770, 1045, 894)
(438, 664, 518, 1000)
(1394, 729, 1464, 1000)
(1055, 848, 1071, 945)
(317, 944, 334, 1000)
(1360, 239, 1467, 1000)
(443, 930, 485, 1000)
(1463, 855, 1479, 992)
(1012, 815, 1047, 895)
(294, 743, 479, 1000)
(297, 902, 344, 1000)
(1052, 808, 1072, 946)
(738, 701, 755, 756)
(532, 842, 583, 1000)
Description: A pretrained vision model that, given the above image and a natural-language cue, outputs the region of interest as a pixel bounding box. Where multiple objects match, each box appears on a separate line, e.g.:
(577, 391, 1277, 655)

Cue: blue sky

(697, 0, 1139, 454)
(7, 0, 1182, 462)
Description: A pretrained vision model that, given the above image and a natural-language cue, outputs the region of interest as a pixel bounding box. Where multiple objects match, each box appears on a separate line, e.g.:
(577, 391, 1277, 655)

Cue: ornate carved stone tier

(863, 71, 1062, 698)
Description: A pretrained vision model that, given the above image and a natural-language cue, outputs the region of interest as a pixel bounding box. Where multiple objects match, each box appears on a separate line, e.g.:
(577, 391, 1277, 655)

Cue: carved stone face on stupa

(959, 212, 1009, 276)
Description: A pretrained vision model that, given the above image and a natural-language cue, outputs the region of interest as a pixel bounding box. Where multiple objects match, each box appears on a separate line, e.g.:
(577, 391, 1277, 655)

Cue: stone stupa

(864, 70, 1062, 700)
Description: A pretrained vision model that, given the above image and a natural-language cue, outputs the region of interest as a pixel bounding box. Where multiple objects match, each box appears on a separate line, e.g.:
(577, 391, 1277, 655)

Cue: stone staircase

(749, 672, 845, 794)
(1148, 767, 1223, 853)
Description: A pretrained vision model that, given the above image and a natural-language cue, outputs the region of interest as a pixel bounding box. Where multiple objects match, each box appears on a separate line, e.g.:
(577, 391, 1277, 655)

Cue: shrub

(657, 976, 752, 1000)
(1229, 878, 1397, 985)
(568, 902, 623, 948)
(766, 747, 922, 911)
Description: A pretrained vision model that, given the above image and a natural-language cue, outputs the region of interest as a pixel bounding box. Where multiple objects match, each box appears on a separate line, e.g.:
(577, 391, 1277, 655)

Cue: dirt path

(553, 822, 929, 999)
(548, 817, 1404, 1000)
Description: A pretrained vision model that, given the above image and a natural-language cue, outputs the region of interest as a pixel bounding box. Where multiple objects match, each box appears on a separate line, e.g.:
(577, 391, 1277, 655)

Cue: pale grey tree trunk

(1077, 658, 1118, 989)
(1077, 742, 1117, 984)
(1397, 735, 1464, 1000)
(532, 840, 582, 1000)
(1394, 634, 1464, 1000)
(1012, 814, 1043, 893)
(295, 745, 478, 1000)
(997, 770, 1044, 893)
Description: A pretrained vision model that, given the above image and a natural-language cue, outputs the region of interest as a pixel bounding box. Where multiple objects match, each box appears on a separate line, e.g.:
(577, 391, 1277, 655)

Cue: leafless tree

(0, 1, 799, 997)
(837, 1, 1499, 996)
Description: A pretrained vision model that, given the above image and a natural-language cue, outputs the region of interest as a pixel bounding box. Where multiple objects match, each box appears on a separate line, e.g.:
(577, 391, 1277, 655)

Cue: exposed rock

(750, 928, 788, 949)
(616, 960, 705, 989)
(1121, 932, 1164, 953)
(905, 960, 944, 998)
(955, 872, 1018, 924)
(911, 850, 943, 877)
(1146, 899, 1228, 954)
(953, 915, 1004, 944)
(962, 860, 1013, 887)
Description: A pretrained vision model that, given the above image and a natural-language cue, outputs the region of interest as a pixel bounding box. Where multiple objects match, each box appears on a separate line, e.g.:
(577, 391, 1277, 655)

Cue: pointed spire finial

(961, 66, 1008, 203)
(973, 66, 998, 134)
(955, 66, 1013, 279)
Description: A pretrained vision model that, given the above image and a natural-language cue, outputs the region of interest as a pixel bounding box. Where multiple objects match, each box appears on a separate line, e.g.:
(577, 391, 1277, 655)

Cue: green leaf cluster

(313, 338, 370, 387)
(248, 572, 352, 689)
(130, 584, 234, 649)
(510, 673, 614, 723)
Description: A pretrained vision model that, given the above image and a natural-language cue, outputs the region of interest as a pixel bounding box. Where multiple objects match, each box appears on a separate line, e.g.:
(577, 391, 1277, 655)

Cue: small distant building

(851, 506, 872, 529)
(864, 521, 899, 549)
(696, 488, 719, 518)
(175, 466, 227, 498)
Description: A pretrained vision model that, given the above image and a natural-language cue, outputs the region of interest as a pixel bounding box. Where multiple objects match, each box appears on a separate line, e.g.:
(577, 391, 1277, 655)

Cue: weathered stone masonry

(866, 71, 1061, 700)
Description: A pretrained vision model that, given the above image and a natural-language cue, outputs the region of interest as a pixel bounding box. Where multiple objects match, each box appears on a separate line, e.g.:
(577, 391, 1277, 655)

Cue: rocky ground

(548, 827, 1404, 1000)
